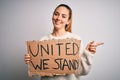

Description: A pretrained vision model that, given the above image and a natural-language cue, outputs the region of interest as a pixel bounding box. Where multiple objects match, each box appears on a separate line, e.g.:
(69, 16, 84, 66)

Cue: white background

(0, 0, 120, 80)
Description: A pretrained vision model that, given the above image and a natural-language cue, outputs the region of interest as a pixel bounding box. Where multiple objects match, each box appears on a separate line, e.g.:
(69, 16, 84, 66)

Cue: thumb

(90, 41, 94, 44)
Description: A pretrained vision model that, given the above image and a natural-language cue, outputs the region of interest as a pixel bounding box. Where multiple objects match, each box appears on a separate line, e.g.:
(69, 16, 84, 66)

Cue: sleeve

(75, 40, 94, 76)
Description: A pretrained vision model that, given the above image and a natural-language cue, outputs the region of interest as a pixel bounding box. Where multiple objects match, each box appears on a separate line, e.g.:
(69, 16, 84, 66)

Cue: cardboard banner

(26, 39, 81, 77)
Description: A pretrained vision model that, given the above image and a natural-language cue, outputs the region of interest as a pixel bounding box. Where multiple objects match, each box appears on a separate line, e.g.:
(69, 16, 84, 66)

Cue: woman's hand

(86, 41, 104, 54)
(24, 53, 31, 64)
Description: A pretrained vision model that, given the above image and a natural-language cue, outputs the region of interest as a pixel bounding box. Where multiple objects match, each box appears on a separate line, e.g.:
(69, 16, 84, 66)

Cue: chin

(54, 25, 61, 29)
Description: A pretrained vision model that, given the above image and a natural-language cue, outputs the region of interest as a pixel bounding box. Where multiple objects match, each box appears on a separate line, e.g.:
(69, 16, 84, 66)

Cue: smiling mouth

(55, 21, 62, 25)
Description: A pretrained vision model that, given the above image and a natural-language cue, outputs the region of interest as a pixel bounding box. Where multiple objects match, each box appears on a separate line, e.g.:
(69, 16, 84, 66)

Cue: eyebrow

(55, 11, 68, 17)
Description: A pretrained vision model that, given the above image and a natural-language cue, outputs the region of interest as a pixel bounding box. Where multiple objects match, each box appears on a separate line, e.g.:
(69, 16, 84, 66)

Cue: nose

(57, 15, 61, 20)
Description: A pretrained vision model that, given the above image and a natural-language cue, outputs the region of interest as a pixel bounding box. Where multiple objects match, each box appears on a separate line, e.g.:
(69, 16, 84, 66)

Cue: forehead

(55, 6, 69, 15)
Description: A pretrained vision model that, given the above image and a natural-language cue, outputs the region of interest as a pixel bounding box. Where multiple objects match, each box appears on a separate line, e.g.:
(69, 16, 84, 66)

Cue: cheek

(64, 19, 69, 24)
(52, 15, 57, 20)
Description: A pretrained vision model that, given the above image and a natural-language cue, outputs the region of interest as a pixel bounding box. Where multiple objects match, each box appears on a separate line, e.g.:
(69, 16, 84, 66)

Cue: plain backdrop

(0, 0, 120, 80)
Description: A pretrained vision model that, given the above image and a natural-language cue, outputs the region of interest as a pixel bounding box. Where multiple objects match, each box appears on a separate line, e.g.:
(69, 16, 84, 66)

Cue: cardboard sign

(26, 39, 81, 77)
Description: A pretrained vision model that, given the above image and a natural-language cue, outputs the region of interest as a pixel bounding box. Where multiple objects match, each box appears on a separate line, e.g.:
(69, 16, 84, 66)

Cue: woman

(24, 4, 104, 80)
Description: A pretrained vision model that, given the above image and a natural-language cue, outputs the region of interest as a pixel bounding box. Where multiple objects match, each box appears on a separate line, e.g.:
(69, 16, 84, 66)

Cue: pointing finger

(96, 42, 104, 46)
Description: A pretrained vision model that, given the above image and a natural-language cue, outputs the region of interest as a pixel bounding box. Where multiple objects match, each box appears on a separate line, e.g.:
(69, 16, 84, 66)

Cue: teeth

(55, 21, 61, 25)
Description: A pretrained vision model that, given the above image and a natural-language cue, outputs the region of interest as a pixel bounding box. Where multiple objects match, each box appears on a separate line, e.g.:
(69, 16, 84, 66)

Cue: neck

(52, 29, 67, 37)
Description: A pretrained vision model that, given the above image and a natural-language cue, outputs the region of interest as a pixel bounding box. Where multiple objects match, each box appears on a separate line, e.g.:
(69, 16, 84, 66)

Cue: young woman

(24, 4, 104, 80)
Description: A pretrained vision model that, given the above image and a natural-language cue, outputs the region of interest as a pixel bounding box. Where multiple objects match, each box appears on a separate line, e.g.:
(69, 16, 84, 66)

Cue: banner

(26, 39, 81, 76)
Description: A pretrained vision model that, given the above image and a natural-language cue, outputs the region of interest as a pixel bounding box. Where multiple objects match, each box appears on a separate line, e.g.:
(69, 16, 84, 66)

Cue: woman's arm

(75, 41, 103, 76)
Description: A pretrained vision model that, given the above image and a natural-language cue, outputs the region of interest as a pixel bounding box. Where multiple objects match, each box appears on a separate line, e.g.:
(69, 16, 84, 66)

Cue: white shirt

(33, 32, 93, 80)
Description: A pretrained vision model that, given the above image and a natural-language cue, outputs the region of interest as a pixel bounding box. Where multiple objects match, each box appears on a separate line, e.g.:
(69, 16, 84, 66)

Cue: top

(32, 32, 93, 80)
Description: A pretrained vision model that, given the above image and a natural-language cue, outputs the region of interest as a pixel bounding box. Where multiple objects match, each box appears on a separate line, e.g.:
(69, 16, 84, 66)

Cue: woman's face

(52, 6, 70, 31)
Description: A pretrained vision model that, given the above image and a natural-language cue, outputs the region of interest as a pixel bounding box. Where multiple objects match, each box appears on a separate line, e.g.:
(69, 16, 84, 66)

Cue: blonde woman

(24, 4, 104, 80)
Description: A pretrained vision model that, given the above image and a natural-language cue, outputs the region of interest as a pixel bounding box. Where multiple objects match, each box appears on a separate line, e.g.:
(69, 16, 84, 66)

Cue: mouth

(54, 20, 62, 25)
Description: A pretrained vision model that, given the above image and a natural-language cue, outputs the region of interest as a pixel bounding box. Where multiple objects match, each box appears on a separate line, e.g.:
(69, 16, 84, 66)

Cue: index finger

(96, 42, 104, 46)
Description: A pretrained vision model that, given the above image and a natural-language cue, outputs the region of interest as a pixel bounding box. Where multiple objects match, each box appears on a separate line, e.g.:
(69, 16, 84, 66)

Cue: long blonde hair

(53, 4, 72, 32)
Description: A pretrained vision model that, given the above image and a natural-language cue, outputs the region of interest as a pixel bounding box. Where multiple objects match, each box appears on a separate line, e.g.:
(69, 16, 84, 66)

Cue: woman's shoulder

(67, 32, 82, 40)
(40, 34, 51, 41)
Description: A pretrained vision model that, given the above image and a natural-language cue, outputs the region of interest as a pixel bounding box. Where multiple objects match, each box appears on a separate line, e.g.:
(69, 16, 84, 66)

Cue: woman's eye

(62, 16, 66, 18)
(54, 13, 58, 16)
(62, 15, 68, 18)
